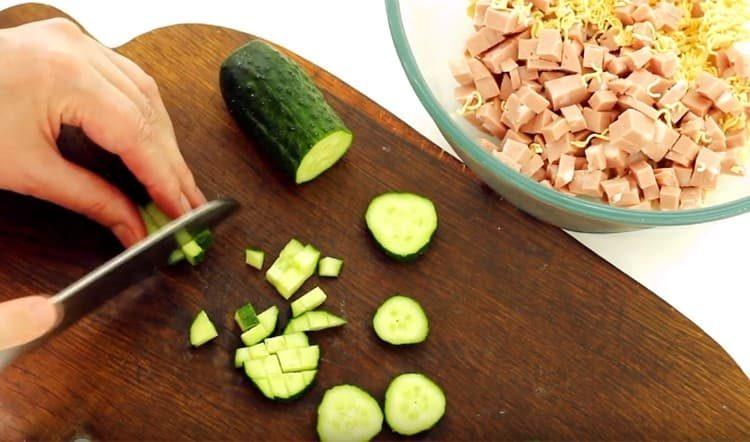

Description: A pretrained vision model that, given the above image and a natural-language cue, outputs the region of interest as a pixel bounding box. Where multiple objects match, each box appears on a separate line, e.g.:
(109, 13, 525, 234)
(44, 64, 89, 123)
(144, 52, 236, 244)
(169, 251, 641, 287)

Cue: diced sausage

(536, 29, 563, 62)
(606, 57, 630, 76)
(648, 53, 679, 77)
(484, 9, 521, 34)
(501, 94, 535, 131)
(546, 133, 574, 163)
(644, 121, 679, 161)
(600, 177, 631, 204)
(585, 143, 607, 170)
(630, 160, 657, 188)
(726, 130, 748, 149)
(658, 80, 688, 107)
(604, 144, 628, 169)
(555, 154, 577, 187)
(482, 39, 520, 73)
(714, 90, 742, 113)
(681, 90, 712, 117)
(583, 44, 606, 70)
(642, 184, 660, 201)
(521, 153, 545, 176)
(609, 109, 656, 153)
(689, 147, 722, 187)
(582, 107, 617, 133)
(680, 187, 702, 209)
(466, 27, 505, 57)
(588, 90, 618, 111)
(501, 138, 533, 165)
(560, 40, 583, 73)
(478, 138, 500, 153)
(618, 95, 659, 120)
(468, 58, 501, 99)
(542, 117, 571, 143)
(695, 72, 729, 101)
(492, 150, 522, 171)
(673, 166, 693, 186)
(671, 134, 701, 162)
(659, 186, 681, 210)
(518, 38, 538, 60)
(517, 85, 551, 113)
(654, 167, 680, 187)
(450, 57, 474, 85)
(545, 74, 589, 109)
(625, 47, 653, 70)
(527, 57, 561, 71)
(560, 105, 587, 132)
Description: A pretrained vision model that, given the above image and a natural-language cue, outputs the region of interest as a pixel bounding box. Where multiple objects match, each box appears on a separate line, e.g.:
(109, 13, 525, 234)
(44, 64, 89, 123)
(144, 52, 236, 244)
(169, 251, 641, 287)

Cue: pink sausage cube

(466, 27, 505, 57)
(501, 138, 533, 165)
(680, 187, 702, 209)
(509, 67, 521, 90)
(568, 170, 588, 195)
(714, 91, 742, 113)
(671, 135, 701, 162)
(478, 138, 499, 153)
(585, 143, 607, 170)
(581, 170, 606, 196)
(545, 74, 589, 110)
(604, 144, 628, 169)
(632, 3, 656, 22)
(484, 9, 520, 34)
(606, 57, 630, 76)
(499, 58, 519, 73)
(473, 0, 490, 25)
(703, 115, 727, 152)
(536, 29, 563, 63)
(531, 0, 551, 13)
(618, 95, 659, 120)
(654, 1, 683, 31)
(644, 121, 679, 161)
(659, 186, 681, 210)
(654, 168, 680, 187)
(658, 81, 688, 107)
(630, 160, 657, 188)
(612, 188, 641, 207)
(546, 133, 574, 163)
(582, 107, 616, 133)
(517, 86, 551, 114)
(468, 58, 501, 100)
(505, 129, 533, 144)
(690, 147, 722, 187)
(493, 150, 522, 172)
(517, 66, 539, 82)
(681, 90, 712, 117)
(499, 74, 513, 100)
(607, 78, 633, 95)
(450, 57, 474, 85)
(673, 166, 693, 186)
(615, 4, 636, 25)
(726, 130, 748, 149)
(560, 105, 587, 132)
(555, 154, 577, 187)
(482, 39, 520, 73)
(648, 53, 678, 77)
(541, 117, 571, 143)
(518, 38, 538, 60)
(722, 147, 748, 173)
(600, 177, 631, 203)
(567, 22, 584, 43)
(560, 40, 583, 74)
(695, 72, 729, 101)
(521, 153, 544, 176)
(588, 90, 618, 111)
(643, 184, 660, 201)
(625, 47, 653, 70)
(583, 45, 606, 70)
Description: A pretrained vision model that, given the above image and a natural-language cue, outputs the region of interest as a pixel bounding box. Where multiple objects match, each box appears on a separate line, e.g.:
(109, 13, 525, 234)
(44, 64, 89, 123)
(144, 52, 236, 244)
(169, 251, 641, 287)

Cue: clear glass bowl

(385, 0, 750, 232)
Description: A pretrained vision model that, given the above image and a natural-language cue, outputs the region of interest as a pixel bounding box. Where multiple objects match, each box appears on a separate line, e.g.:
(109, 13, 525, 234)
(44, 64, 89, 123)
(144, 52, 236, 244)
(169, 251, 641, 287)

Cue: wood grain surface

(0, 4, 748, 441)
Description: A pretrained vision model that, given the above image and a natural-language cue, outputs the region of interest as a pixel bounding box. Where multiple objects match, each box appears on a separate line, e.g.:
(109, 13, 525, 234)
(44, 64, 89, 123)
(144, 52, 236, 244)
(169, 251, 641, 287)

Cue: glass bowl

(385, 0, 750, 232)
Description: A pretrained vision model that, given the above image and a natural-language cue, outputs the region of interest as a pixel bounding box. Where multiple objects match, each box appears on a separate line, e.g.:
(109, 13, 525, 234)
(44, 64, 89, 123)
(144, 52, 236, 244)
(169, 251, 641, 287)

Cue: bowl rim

(385, 0, 750, 226)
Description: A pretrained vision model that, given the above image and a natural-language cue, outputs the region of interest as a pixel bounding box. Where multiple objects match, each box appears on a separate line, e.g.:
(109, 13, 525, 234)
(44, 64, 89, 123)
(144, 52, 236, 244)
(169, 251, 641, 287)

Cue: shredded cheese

(458, 91, 484, 115)
(571, 130, 610, 148)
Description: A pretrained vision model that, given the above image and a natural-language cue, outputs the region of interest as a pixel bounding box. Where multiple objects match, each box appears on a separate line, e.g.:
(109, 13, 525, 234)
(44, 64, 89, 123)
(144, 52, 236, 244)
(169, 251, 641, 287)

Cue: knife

(0, 197, 238, 369)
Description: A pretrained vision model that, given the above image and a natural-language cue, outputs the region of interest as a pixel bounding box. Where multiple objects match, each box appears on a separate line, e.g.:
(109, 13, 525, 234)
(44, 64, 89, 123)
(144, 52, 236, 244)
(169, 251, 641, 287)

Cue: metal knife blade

(0, 197, 238, 368)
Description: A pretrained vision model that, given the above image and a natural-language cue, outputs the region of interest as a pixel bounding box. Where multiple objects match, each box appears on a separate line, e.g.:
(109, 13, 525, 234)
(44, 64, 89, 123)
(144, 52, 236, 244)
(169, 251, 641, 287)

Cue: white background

(2, 0, 747, 377)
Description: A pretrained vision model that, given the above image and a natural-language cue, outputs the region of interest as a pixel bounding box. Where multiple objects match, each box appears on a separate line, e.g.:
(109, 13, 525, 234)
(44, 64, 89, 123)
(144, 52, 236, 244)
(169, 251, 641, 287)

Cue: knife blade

(0, 198, 238, 369)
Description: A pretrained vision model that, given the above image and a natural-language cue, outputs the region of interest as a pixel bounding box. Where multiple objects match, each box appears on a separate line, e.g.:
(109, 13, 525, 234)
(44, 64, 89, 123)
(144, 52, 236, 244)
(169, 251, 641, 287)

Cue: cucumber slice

(373, 296, 429, 345)
(291, 286, 328, 317)
(245, 248, 265, 270)
(252, 378, 274, 399)
(235, 343, 272, 368)
(145, 203, 205, 265)
(364, 192, 438, 261)
(284, 310, 346, 334)
(385, 373, 446, 436)
(234, 303, 259, 331)
(318, 256, 343, 277)
(266, 242, 320, 299)
(264, 333, 310, 354)
(220, 40, 353, 184)
(317, 385, 383, 442)
(240, 306, 279, 346)
(189, 310, 218, 347)
(277, 345, 320, 372)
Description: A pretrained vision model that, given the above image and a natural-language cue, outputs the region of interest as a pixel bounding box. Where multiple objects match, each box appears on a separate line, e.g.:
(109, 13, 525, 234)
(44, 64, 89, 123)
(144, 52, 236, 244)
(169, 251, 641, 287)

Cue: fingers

(60, 66, 188, 219)
(0, 296, 61, 350)
(94, 44, 206, 208)
(20, 148, 147, 246)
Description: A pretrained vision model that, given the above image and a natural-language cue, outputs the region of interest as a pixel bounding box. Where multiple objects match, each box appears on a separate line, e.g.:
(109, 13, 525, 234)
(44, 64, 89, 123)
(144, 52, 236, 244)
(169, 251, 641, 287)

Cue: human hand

(0, 296, 60, 351)
(0, 18, 206, 247)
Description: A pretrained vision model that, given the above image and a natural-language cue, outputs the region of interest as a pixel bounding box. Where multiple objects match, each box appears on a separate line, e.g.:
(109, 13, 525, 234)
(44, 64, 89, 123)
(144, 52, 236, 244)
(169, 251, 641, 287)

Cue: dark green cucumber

(364, 192, 438, 261)
(220, 40, 353, 183)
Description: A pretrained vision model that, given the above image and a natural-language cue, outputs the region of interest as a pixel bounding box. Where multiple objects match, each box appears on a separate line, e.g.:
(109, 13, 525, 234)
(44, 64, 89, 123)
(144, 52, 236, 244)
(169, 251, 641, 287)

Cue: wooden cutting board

(0, 4, 748, 440)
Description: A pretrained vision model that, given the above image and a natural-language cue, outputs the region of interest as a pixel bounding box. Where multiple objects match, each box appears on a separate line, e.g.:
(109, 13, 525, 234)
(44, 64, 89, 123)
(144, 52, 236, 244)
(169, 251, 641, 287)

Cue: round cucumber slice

(317, 384, 383, 442)
(385, 373, 446, 436)
(373, 296, 429, 345)
(364, 192, 438, 261)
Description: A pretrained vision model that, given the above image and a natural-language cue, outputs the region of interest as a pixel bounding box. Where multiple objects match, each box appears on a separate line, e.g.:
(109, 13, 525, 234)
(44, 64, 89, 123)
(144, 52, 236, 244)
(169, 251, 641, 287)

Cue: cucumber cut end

(295, 130, 353, 184)
(189, 310, 218, 347)
(385, 373, 446, 436)
(234, 303, 259, 331)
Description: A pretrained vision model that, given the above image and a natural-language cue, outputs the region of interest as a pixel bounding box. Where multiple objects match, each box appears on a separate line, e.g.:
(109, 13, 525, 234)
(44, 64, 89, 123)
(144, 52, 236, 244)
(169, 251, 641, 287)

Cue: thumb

(21, 152, 147, 247)
(0, 296, 61, 350)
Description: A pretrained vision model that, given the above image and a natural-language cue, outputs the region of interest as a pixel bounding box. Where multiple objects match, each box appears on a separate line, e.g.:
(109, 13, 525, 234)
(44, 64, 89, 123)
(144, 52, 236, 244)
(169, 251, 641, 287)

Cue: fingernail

(180, 193, 191, 213)
(112, 224, 135, 247)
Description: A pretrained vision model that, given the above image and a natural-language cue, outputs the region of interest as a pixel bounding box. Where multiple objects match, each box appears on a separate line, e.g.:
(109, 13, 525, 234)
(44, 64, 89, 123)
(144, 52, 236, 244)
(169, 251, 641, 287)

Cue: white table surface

(3, 0, 747, 378)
